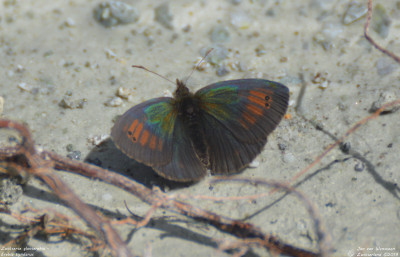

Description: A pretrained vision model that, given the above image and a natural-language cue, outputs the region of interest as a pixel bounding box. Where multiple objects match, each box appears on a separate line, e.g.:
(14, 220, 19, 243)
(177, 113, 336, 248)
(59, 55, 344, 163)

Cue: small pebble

(354, 161, 365, 172)
(87, 134, 108, 146)
(340, 142, 351, 154)
(182, 24, 191, 32)
(265, 8, 275, 17)
(255, 44, 267, 57)
(0, 177, 23, 205)
(105, 48, 116, 59)
(116, 87, 134, 100)
(109, 75, 117, 85)
(64, 17, 76, 27)
(311, 71, 330, 89)
(216, 65, 229, 76)
(105, 96, 123, 107)
(248, 160, 259, 168)
(210, 25, 230, 43)
(193, 57, 210, 71)
(319, 80, 329, 90)
(58, 59, 73, 67)
(230, 11, 252, 29)
(17, 82, 33, 92)
(278, 143, 287, 151)
(313, 32, 331, 51)
(94, 1, 139, 27)
(29, 82, 55, 96)
(325, 202, 335, 208)
(59, 92, 87, 109)
(67, 151, 81, 160)
(16, 64, 24, 73)
(43, 50, 54, 57)
(369, 91, 399, 113)
(282, 152, 296, 163)
(163, 89, 173, 97)
(201, 46, 229, 65)
(66, 143, 75, 152)
(155, 3, 173, 29)
(338, 102, 347, 111)
(342, 1, 368, 25)
(226, 60, 245, 72)
(313, 23, 343, 51)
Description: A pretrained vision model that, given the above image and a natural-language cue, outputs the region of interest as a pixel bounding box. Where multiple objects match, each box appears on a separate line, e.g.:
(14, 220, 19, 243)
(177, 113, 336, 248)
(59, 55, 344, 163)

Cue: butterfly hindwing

(111, 97, 176, 166)
(200, 112, 264, 174)
(195, 79, 289, 174)
(153, 117, 207, 182)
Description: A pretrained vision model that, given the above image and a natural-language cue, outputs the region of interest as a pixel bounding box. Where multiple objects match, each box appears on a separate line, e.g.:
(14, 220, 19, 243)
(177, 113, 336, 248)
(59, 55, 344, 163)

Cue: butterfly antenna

(132, 65, 176, 86)
(183, 48, 214, 85)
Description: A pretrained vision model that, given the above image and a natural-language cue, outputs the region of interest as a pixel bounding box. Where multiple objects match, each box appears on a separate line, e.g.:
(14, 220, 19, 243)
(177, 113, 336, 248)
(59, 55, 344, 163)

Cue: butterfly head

(174, 79, 191, 99)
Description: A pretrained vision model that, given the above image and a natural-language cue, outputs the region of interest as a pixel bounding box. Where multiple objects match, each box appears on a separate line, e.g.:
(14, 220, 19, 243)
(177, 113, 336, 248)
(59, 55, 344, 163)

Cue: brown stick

(364, 0, 400, 63)
(44, 148, 319, 256)
(1, 119, 319, 256)
(0, 120, 133, 257)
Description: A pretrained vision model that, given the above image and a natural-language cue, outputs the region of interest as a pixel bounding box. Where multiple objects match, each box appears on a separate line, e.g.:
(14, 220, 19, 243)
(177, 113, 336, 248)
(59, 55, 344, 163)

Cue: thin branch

(364, 0, 400, 63)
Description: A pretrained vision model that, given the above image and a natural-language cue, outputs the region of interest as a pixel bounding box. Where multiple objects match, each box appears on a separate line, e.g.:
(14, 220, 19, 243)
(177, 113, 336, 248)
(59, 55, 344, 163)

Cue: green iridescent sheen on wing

(199, 85, 240, 120)
(201, 85, 238, 101)
(144, 101, 176, 135)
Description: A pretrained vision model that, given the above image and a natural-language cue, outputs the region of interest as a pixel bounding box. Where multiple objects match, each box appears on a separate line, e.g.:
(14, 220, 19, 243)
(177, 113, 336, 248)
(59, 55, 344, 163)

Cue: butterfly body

(111, 79, 289, 182)
(173, 80, 209, 168)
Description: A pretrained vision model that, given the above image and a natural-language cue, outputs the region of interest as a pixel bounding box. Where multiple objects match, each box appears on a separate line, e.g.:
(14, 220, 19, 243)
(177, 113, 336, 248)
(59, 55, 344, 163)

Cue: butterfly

(111, 78, 289, 182)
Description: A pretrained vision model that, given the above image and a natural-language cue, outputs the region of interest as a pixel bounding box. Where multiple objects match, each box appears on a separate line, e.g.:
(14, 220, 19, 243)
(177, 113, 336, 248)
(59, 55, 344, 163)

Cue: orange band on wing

(248, 95, 265, 107)
(140, 130, 150, 146)
(158, 138, 163, 151)
(249, 90, 273, 109)
(132, 122, 143, 143)
(149, 135, 157, 150)
(126, 119, 140, 142)
(246, 104, 263, 116)
(241, 111, 256, 127)
(127, 119, 139, 134)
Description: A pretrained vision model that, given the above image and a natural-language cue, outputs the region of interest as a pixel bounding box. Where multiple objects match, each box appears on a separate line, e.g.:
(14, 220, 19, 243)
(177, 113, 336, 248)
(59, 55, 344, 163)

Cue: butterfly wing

(111, 97, 176, 166)
(111, 97, 207, 182)
(195, 79, 289, 174)
(152, 117, 207, 182)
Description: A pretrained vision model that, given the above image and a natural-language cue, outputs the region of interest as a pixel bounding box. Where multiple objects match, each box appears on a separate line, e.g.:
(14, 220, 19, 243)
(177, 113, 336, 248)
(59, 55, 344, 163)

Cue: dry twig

(364, 0, 400, 63)
(0, 119, 319, 256)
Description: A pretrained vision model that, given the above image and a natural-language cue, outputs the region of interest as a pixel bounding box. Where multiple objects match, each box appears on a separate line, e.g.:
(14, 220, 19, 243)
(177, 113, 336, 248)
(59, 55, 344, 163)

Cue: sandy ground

(0, 0, 399, 256)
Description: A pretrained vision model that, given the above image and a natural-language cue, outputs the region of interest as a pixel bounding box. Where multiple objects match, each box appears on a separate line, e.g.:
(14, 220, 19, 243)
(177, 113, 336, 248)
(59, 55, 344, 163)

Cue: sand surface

(0, 1, 399, 256)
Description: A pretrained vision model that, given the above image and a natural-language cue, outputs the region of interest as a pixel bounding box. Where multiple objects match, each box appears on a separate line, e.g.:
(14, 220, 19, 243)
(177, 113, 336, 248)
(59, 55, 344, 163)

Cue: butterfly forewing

(195, 79, 289, 174)
(111, 97, 176, 166)
(196, 79, 289, 144)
